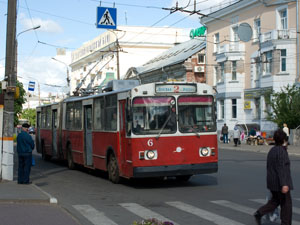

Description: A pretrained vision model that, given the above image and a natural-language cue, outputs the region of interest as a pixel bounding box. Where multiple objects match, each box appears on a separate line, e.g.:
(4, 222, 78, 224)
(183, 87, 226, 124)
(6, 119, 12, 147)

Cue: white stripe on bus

(119, 203, 179, 225)
(73, 205, 118, 225)
(166, 201, 245, 225)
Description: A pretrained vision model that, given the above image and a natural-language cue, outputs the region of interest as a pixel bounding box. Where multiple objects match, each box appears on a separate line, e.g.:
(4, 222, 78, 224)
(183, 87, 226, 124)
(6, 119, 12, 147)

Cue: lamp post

(52, 57, 70, 90)
(2, 0, 40, 181)
(108, 30, 121, 80)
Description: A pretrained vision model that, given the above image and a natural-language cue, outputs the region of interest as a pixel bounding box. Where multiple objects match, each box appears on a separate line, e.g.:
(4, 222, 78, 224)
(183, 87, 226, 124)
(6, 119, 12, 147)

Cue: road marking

(119, 203, 179, 225)
(250, 199, 300, 215)
(166, 201, 245, 225)
(73, 205, 118, 225)
(211, 200, 255, 214)
(213, 199, 300, 225)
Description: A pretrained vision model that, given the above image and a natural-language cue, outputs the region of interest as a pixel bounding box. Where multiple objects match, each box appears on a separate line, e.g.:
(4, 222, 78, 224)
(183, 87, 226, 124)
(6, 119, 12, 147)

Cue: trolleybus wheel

(176, 175, 192, 182)
(41, 142, 51, 161)
(67, 145, 75, 170)
(108, 154, 120, 184)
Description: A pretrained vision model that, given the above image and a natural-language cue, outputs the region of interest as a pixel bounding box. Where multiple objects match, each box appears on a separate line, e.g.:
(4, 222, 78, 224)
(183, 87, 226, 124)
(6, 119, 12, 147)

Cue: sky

(0, 0, 226, 98)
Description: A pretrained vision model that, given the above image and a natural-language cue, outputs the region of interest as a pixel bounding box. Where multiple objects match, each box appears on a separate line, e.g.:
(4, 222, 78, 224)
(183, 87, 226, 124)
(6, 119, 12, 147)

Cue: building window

(255, 98, 261, 120)
(279, 8, 287, 30)
(214, 33, 220, 53)
(254, 18, 261, 41)
(264, 51, 272, 74)
(255, 57, 261, 80)
(214, 66, 218, 86)
(220, 100, 224, 119)
(220, 62, 225, 82)
(198, 54, 205, 64)
(232, 99, 237, 119)
(232, 61, 237, 80)
(280, 49, 287, 72)
(231, 26, 239, 51)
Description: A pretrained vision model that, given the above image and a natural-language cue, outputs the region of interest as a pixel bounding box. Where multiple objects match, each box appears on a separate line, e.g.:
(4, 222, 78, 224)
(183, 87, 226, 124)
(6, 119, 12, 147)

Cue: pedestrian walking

(254, 129, 293, 225)
(283, 123, 289, 144)
(17, 123, 35, 184)
(221, 123, 229, 143)
(233, 126, 240, 147)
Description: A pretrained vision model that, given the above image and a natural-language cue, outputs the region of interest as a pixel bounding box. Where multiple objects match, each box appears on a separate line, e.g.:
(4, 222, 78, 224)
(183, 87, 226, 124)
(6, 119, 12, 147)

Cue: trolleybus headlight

(199, 147, 211, 157)
(145, 150, 157, 160)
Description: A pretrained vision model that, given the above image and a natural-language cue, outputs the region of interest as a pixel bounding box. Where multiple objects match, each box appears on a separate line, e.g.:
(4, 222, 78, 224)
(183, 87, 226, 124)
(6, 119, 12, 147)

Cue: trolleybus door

(119, 100, 132, 174)
(52, 109, 57, 157)
(84, 105, 93, 166)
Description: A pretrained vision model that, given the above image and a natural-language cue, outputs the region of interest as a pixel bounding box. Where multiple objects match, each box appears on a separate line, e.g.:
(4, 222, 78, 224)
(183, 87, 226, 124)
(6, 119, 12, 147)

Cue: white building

(69, 26, 190, 95)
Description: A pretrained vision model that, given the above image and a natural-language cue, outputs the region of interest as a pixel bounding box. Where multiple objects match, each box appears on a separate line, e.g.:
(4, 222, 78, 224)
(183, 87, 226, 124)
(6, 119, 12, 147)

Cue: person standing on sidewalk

(221, 123, 229, 143)
(17, 123, 35, 184)
(283, 123, 289, 144)
(233, 126, 240, 147)
(254, 129, 293, 225)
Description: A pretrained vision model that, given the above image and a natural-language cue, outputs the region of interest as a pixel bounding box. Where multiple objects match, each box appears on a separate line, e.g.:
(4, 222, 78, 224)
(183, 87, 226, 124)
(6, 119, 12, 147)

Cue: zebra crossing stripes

(119, 203, 179, 225)
(166, 201, 245, 225)
(250, 199, 300, 215)
(211, 200, 255, 214)
(73, 205, 118, 225)
(212, 199, 300, 225)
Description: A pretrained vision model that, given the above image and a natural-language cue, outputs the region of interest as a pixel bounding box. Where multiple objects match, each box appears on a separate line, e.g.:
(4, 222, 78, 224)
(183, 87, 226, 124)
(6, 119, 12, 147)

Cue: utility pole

(1, 0, 17, 180)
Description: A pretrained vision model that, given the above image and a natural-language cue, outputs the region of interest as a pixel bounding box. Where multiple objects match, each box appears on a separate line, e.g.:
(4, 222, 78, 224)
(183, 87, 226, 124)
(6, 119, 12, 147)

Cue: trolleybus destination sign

(155, 84, 197, 93)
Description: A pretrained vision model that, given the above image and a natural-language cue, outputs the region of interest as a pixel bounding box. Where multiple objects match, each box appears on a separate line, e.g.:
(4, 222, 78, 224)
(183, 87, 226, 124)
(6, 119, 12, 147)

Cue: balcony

(260, 29, 296, 42)
(215, 43, 245, 62)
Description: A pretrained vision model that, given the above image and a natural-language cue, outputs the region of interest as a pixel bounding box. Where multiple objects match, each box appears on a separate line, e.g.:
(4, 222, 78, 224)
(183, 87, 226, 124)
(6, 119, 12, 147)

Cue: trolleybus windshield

(132, 97, 176, 135)
(178, 96, 215, 133)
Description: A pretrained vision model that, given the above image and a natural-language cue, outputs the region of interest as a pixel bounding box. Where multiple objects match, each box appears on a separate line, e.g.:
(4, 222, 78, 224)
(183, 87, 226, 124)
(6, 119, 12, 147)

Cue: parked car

(28, 127, 35, 134)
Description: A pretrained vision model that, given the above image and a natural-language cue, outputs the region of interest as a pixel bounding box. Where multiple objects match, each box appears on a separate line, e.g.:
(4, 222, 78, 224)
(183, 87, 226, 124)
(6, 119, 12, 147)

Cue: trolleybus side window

(46, 107, 51, 128)
(178, 96, 216, 133)
(132, 96, 176, 135)
(94, 97, 104, 130)
(66, 101, 82, 130)
(104, 95, 117, 131)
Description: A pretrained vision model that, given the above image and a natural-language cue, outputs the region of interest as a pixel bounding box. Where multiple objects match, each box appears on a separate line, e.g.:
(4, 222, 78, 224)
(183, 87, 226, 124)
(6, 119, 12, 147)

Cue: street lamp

(17, 25, 41, 38)
(51, 57, 70, 88)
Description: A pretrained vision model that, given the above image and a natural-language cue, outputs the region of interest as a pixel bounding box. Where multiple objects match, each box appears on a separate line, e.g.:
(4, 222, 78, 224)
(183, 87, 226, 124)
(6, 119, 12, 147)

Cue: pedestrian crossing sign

(96, 7, 117, 29)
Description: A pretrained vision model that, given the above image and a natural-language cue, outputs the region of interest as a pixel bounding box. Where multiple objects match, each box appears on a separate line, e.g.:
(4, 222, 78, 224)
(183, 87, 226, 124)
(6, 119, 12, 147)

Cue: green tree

(21, 108, 36, 126)
(15, 80, 27, 126)
(265, 84, 300, 129)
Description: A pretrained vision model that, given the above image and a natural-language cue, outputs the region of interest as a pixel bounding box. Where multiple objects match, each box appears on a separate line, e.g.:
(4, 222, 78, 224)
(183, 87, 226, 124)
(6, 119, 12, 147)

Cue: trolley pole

(1, 0, 17, 180)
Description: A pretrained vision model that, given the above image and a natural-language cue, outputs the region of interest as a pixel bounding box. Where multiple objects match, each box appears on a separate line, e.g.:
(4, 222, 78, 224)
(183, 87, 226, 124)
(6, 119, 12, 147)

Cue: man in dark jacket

(254, 129, 293, 225)
(221, 123, 229, 143)
(17, 123, 35, 184)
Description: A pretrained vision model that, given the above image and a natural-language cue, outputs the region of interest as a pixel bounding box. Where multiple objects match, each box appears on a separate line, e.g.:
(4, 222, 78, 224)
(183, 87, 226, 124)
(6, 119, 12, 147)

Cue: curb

(32, 184, 58, 204)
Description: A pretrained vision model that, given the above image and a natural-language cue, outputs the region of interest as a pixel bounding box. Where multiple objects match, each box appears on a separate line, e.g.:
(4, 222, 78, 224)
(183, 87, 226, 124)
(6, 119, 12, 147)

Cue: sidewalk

(218, 141, 300, 156)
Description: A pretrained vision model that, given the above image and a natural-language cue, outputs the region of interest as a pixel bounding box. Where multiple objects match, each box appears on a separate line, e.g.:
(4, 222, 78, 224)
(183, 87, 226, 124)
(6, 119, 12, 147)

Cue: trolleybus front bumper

(133, 162, 218, 178)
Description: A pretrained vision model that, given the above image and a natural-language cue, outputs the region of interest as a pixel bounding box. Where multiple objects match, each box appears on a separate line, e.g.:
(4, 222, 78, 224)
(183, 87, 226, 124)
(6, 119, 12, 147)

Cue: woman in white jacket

(233, 126, 241, 147)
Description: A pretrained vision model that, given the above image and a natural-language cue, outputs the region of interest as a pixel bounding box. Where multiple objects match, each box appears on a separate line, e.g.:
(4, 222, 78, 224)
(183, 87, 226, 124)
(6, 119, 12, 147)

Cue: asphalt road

(29, 147, 300, 225)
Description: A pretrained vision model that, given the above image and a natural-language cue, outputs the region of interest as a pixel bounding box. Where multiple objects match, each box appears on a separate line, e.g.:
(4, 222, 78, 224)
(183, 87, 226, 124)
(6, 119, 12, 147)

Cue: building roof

(131, 38, 206, 75)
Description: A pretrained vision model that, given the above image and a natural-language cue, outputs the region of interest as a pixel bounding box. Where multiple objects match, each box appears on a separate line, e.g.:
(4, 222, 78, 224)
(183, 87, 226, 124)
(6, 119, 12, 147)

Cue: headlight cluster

(139, 150, 158, 160)
(199, 147, 211, 157)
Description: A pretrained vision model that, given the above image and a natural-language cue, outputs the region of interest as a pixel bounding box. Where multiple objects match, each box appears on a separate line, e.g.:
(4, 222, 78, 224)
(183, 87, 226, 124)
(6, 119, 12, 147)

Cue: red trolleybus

(36, 81, 218, 183)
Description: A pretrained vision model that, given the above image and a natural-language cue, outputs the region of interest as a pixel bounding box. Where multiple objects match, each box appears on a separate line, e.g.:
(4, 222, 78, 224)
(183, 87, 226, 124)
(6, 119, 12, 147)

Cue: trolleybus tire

(41, 142, 51, 161)
(176, 175, 192, 182)
(67, 145, 75, 170)
(108, 154, 120, 184)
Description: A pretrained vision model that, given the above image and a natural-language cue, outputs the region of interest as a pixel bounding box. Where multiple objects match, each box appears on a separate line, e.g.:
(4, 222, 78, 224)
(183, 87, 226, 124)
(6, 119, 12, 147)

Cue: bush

(133, 218, 174, 225)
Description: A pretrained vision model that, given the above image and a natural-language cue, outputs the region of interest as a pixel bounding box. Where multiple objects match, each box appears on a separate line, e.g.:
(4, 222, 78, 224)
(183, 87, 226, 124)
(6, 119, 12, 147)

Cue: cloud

(19, 13, 63, 33)
(18, 56, 68, 97)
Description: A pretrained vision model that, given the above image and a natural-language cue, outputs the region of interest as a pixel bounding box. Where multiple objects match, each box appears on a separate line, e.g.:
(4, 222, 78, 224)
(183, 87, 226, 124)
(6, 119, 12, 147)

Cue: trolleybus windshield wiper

(156, 113, 172, 140)
(190, 126, 200, 138)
